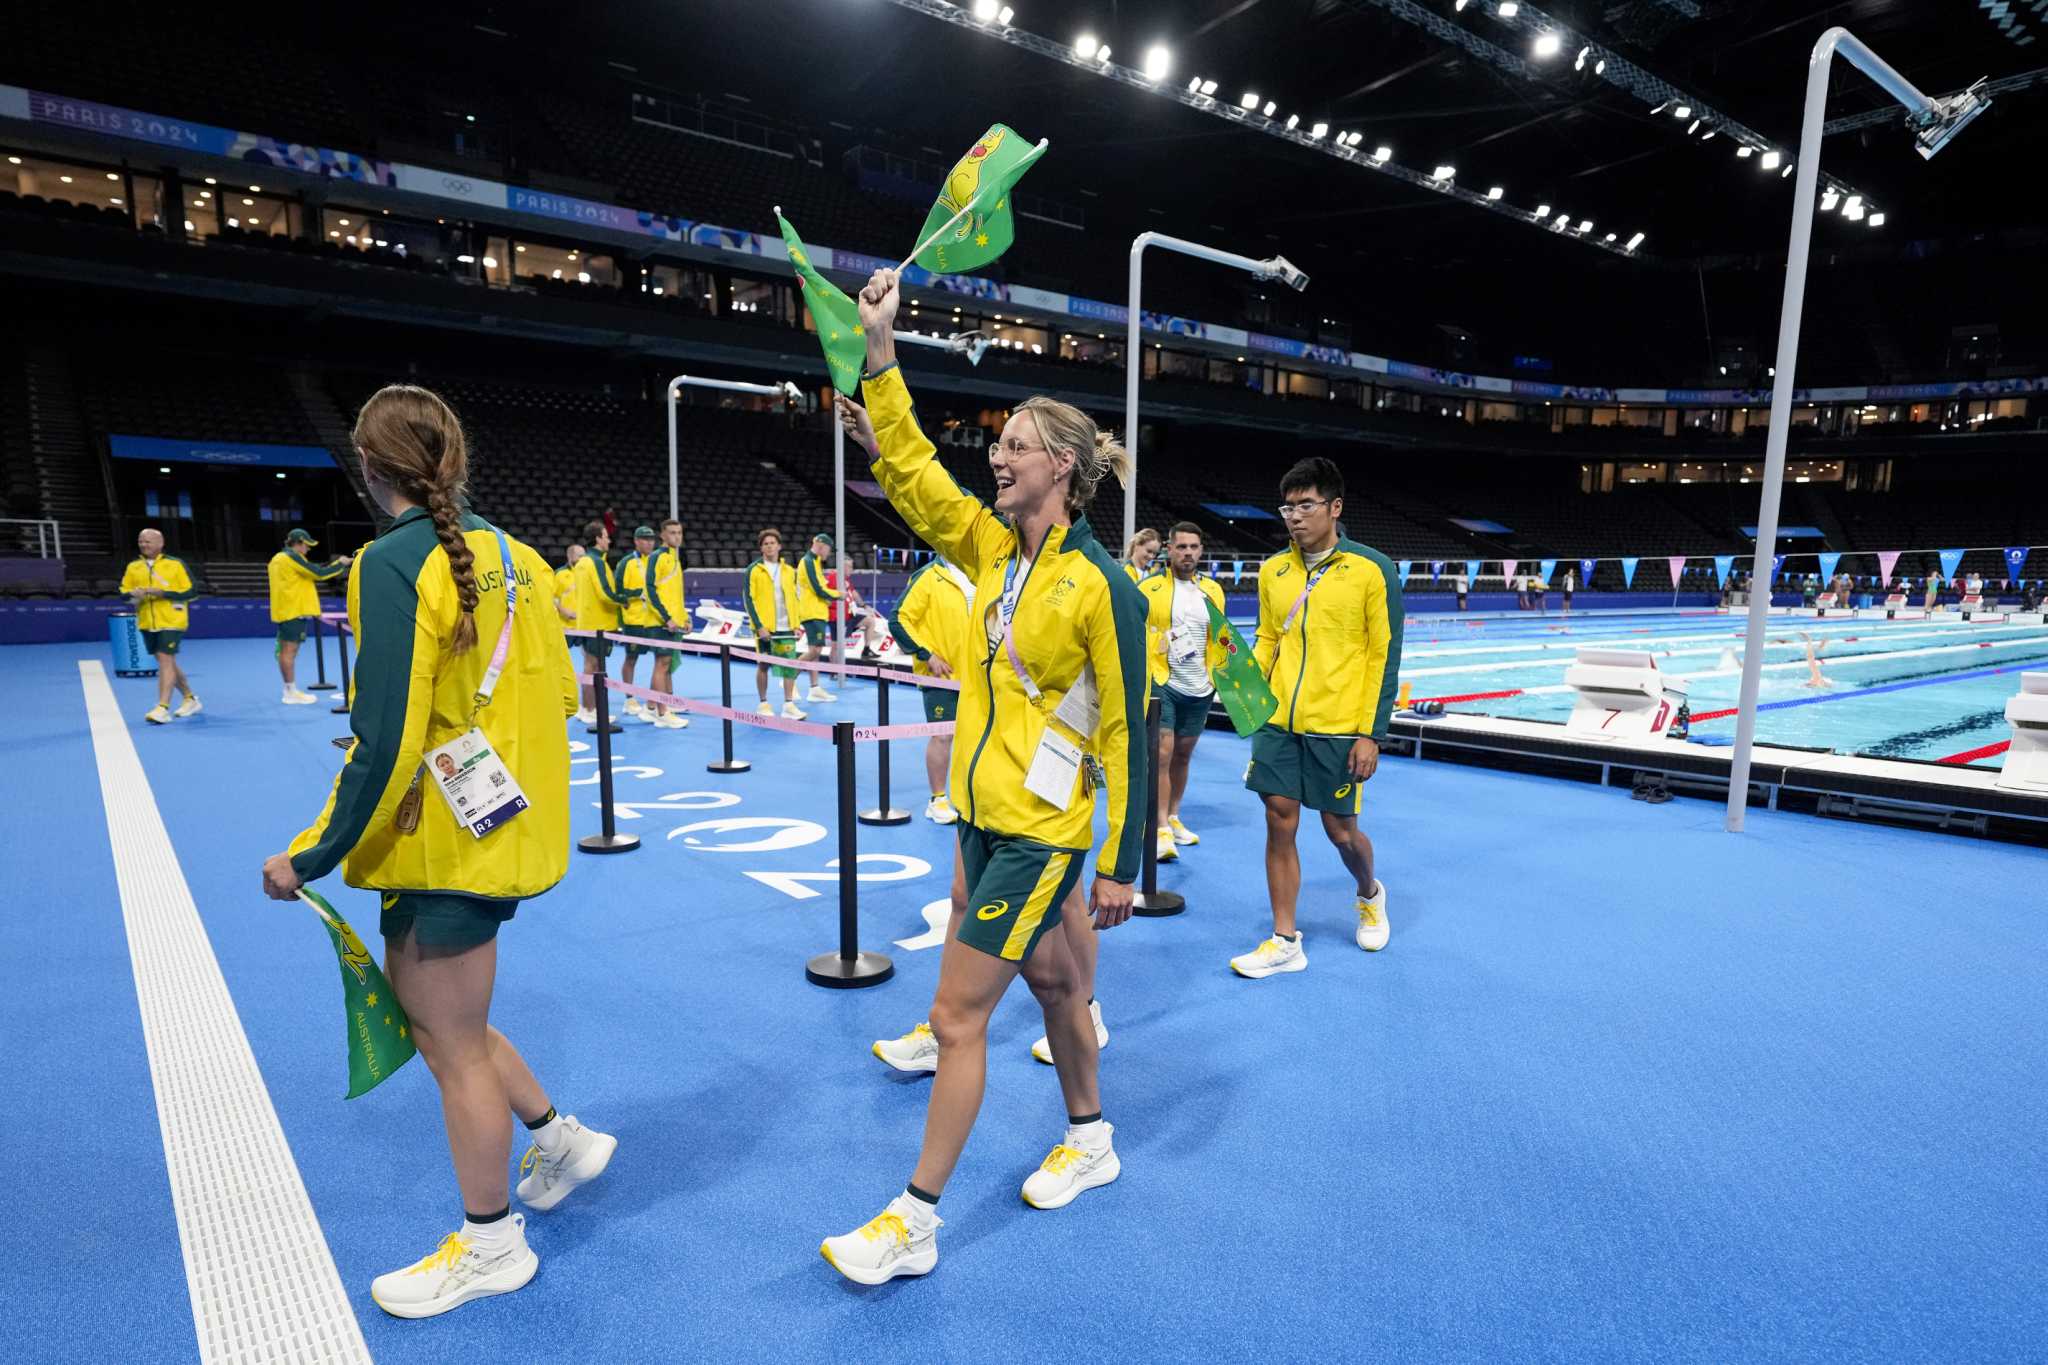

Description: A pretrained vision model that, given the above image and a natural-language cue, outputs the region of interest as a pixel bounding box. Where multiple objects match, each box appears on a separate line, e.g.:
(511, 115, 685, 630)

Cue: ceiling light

(1533, 32, 1560, 57)
(58, 174, 72, 183)
(482, 255, 498, 268)
(327, 229, 338, 238)
(1076, 33, 1099, 59)
(1372, 144, 1392, 161)
(1143, 44, 1172, 82)
(456, 253, 476, 263)
(1497, 1, 1519, 15)
(204, 176, 216, 185)
(1285, 114, 1299, 130)
(997, 5, 1013, 23)
(1759, 150, 1781, 170)
(248, 185, 260, 192)
(1486, 185, 1504, 200)
(1187, 75, 1201, 92)
(109, 197, 122, 206)
(1431, 164, 1455, 181)
(1455, 0, 1470, 10)
(1780, 163, 1794, 178)
(105, 171, 119, 181)
(1310, 122, 1328, 139)
(1843, 195, 1864, 221)
(1604, 231, 1616, 242)
(1626, 231, 1645, 251)
(577, 271, 591, 283)
(1534, 204, 1550, 218)
(1576, 218, 1592, 232)
(199, 191, 212, 200)
(1687, 119, 1700, 135)
(1868, 211, 1886, 227)
(568, 250, 578, 258)
(4, 155, 18, 164)
(1701, 130, 1717, 142)
(971, 0, 998, 20)
(1263, 101, 1277, 117)
(159, 466, 171, 473)
(375, 239, 388, 247)
(1241, 93, 1260, 110)
(1673, 105, 1691, 119)
(1574, 46, 1588, 70)
(242, 197, 254, 205)
(1736, 146, 1754, 159)
(276, 472, 287, 480)
(1096, 45, 1110, 62)
(1594, 58, 1605, 73)
(515, 244, 526, 252)
(1348, 132, 1365, 147)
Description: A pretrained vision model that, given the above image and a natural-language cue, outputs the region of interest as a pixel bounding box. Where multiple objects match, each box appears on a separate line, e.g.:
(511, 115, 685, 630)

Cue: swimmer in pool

(1798, 630, 1833, 689)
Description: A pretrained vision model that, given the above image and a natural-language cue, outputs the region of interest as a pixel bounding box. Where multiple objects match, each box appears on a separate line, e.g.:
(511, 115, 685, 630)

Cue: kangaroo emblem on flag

(941, 128, 1007, 241)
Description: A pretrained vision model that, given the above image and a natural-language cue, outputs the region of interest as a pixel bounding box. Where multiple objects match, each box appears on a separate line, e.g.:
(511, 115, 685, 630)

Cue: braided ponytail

(353, 384, 480, 653)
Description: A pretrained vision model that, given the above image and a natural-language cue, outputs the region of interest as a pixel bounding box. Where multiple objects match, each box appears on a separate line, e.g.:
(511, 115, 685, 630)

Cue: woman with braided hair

(259, 384, 615, 1319)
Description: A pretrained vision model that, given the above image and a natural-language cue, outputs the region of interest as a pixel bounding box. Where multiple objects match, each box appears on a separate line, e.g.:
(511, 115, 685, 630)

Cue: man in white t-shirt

(1137, 524, 1228, 863)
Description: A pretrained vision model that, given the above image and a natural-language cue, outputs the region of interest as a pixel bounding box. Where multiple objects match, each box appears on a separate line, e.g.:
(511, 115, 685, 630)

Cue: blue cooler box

(109, 613, 156, 677)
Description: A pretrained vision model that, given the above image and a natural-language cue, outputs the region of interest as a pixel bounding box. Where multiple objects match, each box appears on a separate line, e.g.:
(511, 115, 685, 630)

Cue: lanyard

(1280, 553, 1338, 635)
(993, 550, 1042, 703)
(146, 557, 169, 589)
(471, 528, 517, 717)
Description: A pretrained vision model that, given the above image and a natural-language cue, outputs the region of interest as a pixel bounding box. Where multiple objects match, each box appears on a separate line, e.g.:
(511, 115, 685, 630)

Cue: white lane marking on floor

(79, 660, 370, 1365)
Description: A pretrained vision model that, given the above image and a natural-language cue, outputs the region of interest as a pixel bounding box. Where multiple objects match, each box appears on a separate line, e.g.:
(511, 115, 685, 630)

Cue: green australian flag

(912, 124, 1048, 275)
(1205, 598, 1279, 737)
(776, 211, 865, 394)
(299, 888, 417, 1098)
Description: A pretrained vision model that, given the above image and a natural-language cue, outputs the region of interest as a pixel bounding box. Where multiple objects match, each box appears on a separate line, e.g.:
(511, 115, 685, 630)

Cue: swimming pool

(1384, 609, 2048, 770)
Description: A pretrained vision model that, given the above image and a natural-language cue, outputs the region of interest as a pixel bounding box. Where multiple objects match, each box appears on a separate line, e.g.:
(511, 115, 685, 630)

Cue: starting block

(1813, 592, 1856, 618)
(1864, 592, 1925, 621)
(1995, 672, 2048, 792)
(687, 600, 749, 644)
(1564, 648, 1690, 743)
(1959, 594, 2007, 623)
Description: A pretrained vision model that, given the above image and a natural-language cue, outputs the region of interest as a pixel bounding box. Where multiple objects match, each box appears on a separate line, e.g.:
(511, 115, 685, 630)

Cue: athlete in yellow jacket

(268, 527, 351, 705)
(570, 520, 634, 723)
(119, 526, 203, 723)
(1232, 455, 1404, 982)
(1137, 523, 1228, 859)
(745, 529, 806, 717)
(819, 268, 1142, 1280)
(638, 518, 689, 729)
(260, 383, 606, 1319)
(615, 525, 662, 716)
(793, 533, 845, 702)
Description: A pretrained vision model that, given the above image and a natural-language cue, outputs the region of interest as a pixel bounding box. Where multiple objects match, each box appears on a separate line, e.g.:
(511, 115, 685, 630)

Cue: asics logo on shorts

(1334, 783, 1353, 799)
(976, 899, 1011, 921)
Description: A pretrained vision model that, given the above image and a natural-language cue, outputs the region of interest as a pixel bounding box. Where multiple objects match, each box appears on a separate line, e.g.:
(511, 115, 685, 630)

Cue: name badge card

(425, 729, 529, 838)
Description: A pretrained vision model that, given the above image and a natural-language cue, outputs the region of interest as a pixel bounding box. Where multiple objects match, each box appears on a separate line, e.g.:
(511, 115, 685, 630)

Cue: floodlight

(1310, 122, 1328, 139)
(1533, 32, 1560, 57)
(1372, 144, 1392, 161)
(1486, 186, 1504, 200)
(1911, 77, 1991, 159)
(1143, 44, 1171, 81)
(1077, 33, 1099, 59)
(1534, 204, 1550, 218)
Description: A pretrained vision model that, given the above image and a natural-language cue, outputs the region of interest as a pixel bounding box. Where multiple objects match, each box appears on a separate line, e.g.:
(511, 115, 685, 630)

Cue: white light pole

(666, 375, 802, 525)
(1124, 233, 1307, 548)
(1724, 30, 1989, 832)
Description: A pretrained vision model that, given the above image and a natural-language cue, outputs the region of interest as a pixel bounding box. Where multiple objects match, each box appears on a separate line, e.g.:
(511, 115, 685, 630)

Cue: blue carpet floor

(6, 636, 2045, 1362)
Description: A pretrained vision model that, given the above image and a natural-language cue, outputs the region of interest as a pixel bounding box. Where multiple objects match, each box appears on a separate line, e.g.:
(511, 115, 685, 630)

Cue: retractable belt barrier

(564, 628, 970, 989)
(318, 611, 353, 715)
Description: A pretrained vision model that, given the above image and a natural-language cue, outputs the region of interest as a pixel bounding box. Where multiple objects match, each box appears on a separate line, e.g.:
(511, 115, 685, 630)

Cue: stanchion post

(330, 618, 353, 714)
(579, 633, 640, 855)
(858, 672, 911, 826)
(807, 721, 894, 988)
(706, 641, 751, 774)
(1132, 695, 1185, 917)
(306, 611, 336, 690)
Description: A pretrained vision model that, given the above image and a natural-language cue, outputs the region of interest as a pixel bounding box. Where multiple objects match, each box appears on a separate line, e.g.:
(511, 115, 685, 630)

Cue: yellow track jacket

(1253, 538, 1405, 740)
(1137, 570, 1228, 689)
(889, 559, 976, 675)
(268, 548, 347, 622)
(118, 554, 200, 631)
(795, 551, 842, 624)
(288, 509, 579, 897)
(745, 557, 802, 638)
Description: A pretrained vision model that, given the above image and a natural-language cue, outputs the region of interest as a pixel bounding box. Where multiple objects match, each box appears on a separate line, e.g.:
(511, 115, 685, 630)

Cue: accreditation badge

(425, 729, 529, 838)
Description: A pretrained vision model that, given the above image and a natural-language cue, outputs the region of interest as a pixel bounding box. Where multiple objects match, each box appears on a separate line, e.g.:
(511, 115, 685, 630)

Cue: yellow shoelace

(860, 1212, 911, 1246)
(912, 1023, 934, 1042)
(1040, 1143, 1085, 1174)
(1357, 901, 1380, 928)
(408, 1233, 470, 1276)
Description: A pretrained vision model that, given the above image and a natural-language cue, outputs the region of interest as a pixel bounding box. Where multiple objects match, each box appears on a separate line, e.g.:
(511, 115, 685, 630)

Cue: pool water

(1385, 609, 2048, 769)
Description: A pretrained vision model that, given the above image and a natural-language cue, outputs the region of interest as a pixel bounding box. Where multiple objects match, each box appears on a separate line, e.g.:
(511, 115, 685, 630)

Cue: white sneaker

(657, 711, 689, 729)
(173, 695, 203, 718)
(781, 701, 808, 720)
(282, 688, 316, 705)
(574, 707, 596, 726)
(637, 705, 661, 724)
(1355, 881, 1390, 952)
(821, 1195, 940, 1285)
(1021, 1126, 1121, 1209)
(144, 703, 171, 725)
(807, 686, 837, 702)
(1168, 815, 1200, 845)
(1031, 999, 1108, 1065)
(369, 1218, 538, 1319)
(623, 697, 644, 717)
(1230, 934, 1307, 979)
(515, 1115, 617, 1212)
(872, 1021, 938, 1073)
(1155, 827, 1179, 863)
(756, 700, 775, 715)
(924, 794, 959, 825)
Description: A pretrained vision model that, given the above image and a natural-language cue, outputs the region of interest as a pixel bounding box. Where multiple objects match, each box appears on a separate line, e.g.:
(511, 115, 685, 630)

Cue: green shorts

(1244, 724, 1364, 816)
(954, 823, 1085, 963)
(273, 619, 308, 645)
(622, 624, 667, 660)
(140, 629, 184, 656)
(379, 891, 519, 949)
(802, 619, 830, 648)
(581, 636, 614, 661)
(1158, 684, 1213, 739)
(920, 683, 956, 724)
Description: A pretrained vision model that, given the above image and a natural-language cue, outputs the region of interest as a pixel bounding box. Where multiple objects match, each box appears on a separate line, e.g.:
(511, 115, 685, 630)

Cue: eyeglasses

(1277, 498, 1330, 520)
(989, 439, 1047, 460)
